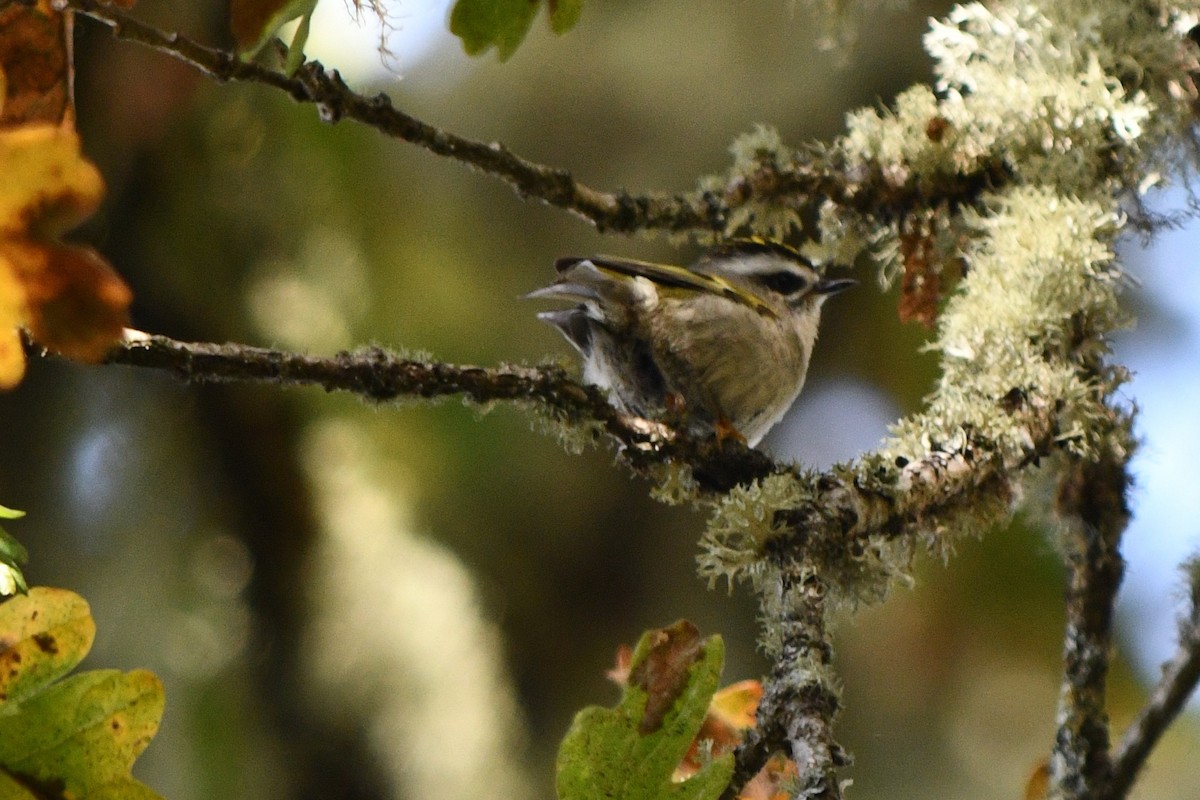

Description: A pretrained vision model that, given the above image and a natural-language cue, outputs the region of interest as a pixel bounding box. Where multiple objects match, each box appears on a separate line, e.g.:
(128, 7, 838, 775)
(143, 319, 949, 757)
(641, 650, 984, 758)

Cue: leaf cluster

(0, 588, 165, 800)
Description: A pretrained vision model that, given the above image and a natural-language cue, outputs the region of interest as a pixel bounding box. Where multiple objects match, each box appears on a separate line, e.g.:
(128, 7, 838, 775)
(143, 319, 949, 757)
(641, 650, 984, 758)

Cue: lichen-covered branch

(1106, 559, 1200, 800)
(1049, 441, 1132, 799)
(73, 331, 1091, 543)
(719, 562, 847, 800)
(765, 567, 847, 799)
(72, 333, 778, 492)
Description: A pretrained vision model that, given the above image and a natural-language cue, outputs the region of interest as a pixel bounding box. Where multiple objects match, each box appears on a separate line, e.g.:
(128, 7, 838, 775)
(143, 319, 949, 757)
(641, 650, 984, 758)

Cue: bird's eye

(757, 270, 809, 295)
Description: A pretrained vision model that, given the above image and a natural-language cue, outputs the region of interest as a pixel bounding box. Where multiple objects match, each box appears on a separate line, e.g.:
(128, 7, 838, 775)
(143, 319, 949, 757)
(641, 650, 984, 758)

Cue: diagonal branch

(55, 0, 720, 233)
(57, 0, 1008, 236)
(1106, 562, 1200, 799)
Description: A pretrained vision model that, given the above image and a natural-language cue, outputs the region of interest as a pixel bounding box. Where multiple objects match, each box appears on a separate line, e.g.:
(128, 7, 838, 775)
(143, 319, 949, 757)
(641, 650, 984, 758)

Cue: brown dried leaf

(628, 619, 704, 734)
(898, 219, 941, 328)
(0, 0, 71, 126)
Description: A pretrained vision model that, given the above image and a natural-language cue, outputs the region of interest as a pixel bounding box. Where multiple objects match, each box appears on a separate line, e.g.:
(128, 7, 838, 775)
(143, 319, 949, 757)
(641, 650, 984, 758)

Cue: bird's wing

(555, 255, 776, 318)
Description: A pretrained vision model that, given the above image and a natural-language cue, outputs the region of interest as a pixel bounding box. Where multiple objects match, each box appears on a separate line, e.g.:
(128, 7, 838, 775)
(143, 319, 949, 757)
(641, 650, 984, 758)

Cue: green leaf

(230, 0, 320, 72)
(556, 621, 734, 800)
(0, 527, 27, 596)
(0, 587, 94, 706)
(0, 769, 37, 799)
(450, 0, 582, 61)
(0, 505, 25, 520)
(0, 670, 165, 799)
(0, 589, 165, 800)
(0, 504, 28, 596)
(547, 0, 581, 34)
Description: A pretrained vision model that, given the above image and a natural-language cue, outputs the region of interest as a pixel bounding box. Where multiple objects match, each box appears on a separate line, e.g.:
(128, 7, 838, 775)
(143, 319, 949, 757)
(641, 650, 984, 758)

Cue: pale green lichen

(799, 199, 875, 273)
(883, 185, 1128, 471)
(697, 466, 914, 613)
(697, 473, 808, 591)
(698, 125, 806, 240)
(689, 1, 1189, 631)
(526, 405, 605, 455)
(648, 462, 701, 506)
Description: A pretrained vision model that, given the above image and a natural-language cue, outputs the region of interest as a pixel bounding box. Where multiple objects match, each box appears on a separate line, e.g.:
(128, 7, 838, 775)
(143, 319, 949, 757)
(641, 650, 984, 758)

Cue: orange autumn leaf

(676, 679, 763, 780)
(0, 263, 24, 388)
(0, 124, 131, 387)
(1024, 758, 1050, 800)
(739, 753, 799, 800)
(708, 679, 762, 730)
(6, 239, 131, 362)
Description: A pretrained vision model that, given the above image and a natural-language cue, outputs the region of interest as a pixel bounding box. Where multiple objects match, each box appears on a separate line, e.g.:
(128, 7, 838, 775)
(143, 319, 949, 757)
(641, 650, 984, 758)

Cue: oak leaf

(0, 124, 130, 388)
(0, 0, 70, 127)
(0, 588, 164, 799)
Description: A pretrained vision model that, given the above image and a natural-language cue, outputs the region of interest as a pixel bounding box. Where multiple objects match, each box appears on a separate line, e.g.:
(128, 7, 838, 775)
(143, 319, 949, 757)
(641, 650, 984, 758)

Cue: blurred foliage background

(0, 1, 1197, 798)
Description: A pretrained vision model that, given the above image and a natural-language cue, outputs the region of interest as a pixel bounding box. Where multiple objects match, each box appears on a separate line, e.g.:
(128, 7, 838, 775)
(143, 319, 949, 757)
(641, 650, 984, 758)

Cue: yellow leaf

(0, 124, 103, 238)
(0, 587, 95, 708)
(0, 124, 130, 384)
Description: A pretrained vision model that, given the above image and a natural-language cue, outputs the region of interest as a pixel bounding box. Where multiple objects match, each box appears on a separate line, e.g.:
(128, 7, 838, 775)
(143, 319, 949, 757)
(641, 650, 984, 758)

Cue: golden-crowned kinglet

(528, 239, 854, 446)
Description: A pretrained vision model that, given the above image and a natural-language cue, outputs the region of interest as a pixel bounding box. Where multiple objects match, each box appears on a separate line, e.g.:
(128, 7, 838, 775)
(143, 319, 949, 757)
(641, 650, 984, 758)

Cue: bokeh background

(2, 1, 1198, 798)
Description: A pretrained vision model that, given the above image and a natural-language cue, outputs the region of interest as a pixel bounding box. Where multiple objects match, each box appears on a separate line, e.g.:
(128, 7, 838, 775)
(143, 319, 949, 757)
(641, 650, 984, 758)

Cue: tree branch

(42, 330, 1106, 800)
(55, 0, 721, 233)
(1106, 562, 1200, 799)
(57, 0, 1008, 236)
(65, 333, 776, 492)
(1049, 437, 1133, 798)
(72, 332, 1079, 523)
(29, 329, 1091, 549)
(722, 568, 846, 800)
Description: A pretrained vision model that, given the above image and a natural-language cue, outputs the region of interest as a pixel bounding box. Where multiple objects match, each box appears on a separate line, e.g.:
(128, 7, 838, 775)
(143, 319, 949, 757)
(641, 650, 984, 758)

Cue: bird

(527, 239, 854, 446)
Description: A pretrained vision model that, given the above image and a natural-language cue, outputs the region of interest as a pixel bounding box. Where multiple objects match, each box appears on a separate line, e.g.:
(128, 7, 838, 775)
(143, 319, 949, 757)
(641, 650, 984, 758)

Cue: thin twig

(55, 0, 719, 233)
(57, 0, 1008, 236)
(1106, 570, 1200, 799)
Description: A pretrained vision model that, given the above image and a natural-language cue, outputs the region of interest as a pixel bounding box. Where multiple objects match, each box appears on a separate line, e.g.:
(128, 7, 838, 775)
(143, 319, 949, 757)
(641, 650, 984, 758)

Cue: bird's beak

(813, 277, 857, 296)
